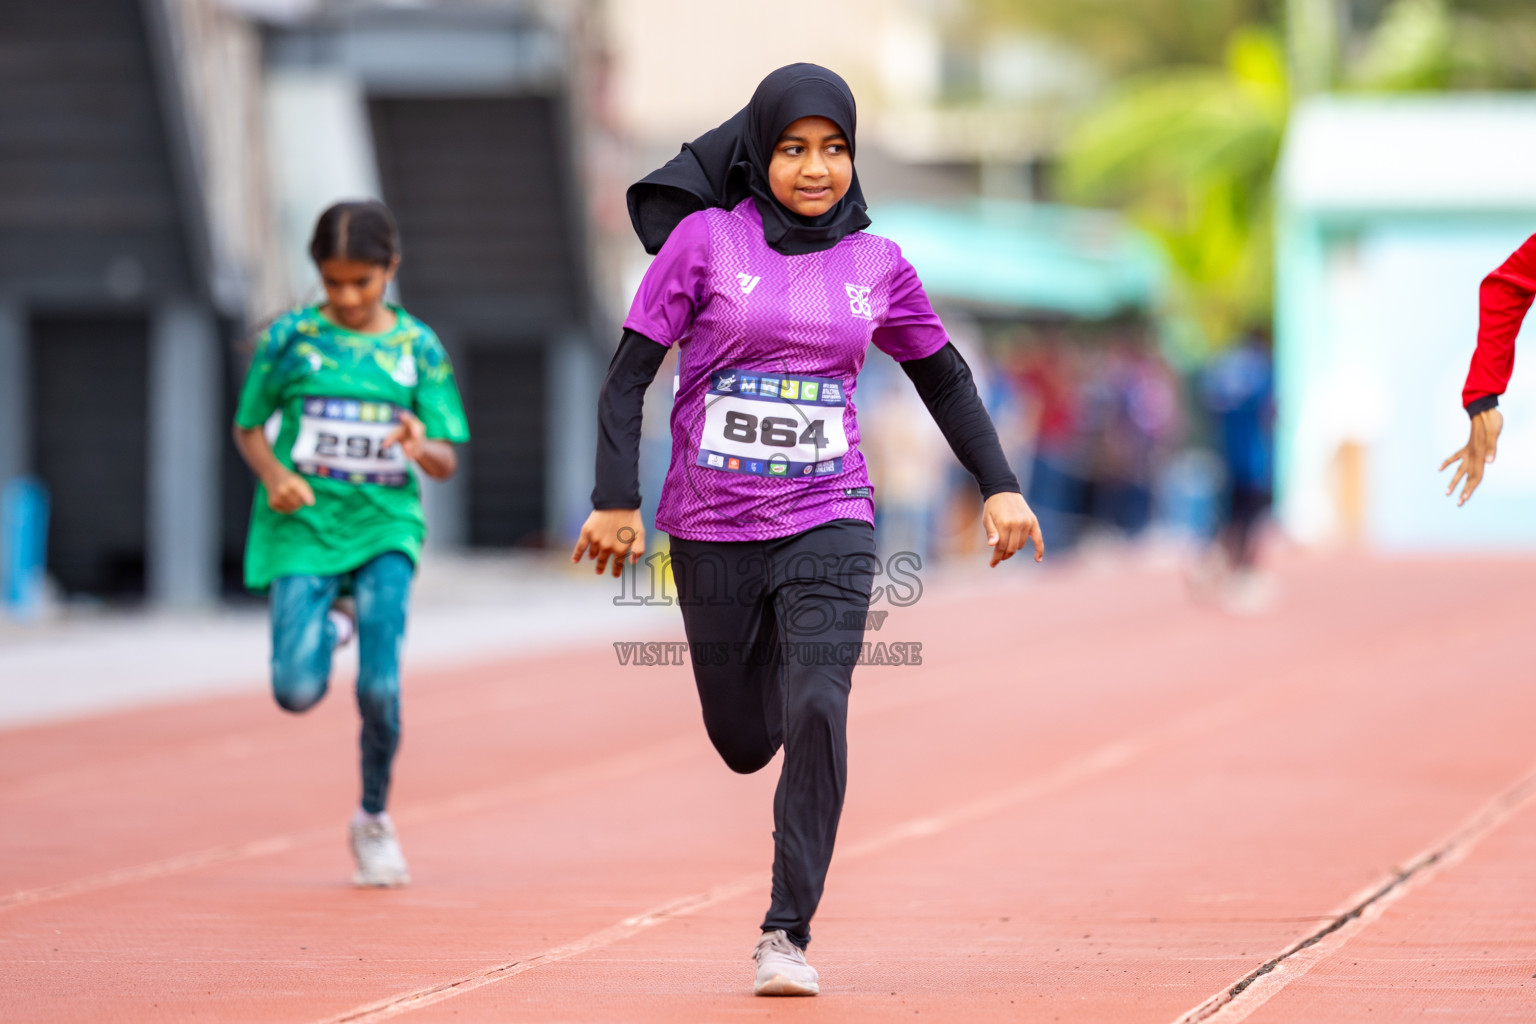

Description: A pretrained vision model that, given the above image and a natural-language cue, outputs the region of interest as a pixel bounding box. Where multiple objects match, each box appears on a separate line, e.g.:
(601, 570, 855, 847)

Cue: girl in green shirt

(233, 201, 470, 887)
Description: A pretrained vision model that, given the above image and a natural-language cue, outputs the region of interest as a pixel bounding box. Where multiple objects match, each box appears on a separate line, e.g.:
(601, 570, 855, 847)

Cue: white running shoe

(753, 929, 819, 996)
(328, 598, 357, 649)
(349, 813, 410, 887)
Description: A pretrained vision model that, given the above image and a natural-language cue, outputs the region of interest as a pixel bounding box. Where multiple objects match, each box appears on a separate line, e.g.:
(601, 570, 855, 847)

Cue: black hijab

(626, 63, 871, 257)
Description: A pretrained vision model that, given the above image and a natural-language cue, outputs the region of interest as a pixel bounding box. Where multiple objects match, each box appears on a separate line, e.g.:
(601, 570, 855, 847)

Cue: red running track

(3, 553, 1535, 1022)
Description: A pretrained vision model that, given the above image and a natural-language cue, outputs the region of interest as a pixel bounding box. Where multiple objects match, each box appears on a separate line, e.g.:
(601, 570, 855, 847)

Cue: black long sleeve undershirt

(590, 333, 1020, 510)
(591, 329, 667, 509)
(898, 342, 1021, 500)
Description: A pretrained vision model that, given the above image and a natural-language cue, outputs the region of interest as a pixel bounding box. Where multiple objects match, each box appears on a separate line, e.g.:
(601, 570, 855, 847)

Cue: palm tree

(1058, 29, 1288, 352)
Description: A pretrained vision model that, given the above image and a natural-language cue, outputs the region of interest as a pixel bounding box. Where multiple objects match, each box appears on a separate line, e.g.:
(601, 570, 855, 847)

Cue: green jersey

(234, 305, 470, 590)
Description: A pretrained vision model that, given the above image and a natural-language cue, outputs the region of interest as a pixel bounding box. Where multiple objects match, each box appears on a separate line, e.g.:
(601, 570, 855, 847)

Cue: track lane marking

(1170, 762, 1536, 1024)
(8, 563, 1502, 909)
(7, 581, 1511, 915)
(0, 737, 699, 912)
(310, 695, 1251, 1023)
(0, 617, 1231, 913)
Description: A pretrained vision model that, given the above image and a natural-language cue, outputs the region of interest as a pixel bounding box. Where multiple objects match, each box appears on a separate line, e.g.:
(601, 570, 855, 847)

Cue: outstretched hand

(982, 492, 1044, 567)
(1440, 407, 1504, 506)
(572, 508, 647, 577)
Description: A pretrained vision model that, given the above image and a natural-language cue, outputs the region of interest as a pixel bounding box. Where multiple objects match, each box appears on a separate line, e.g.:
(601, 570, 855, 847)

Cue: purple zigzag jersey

(624, 199, 948, 541)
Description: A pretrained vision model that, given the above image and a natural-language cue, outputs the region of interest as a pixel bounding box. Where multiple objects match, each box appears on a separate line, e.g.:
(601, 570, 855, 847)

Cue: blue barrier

(2, 476, 49, 620)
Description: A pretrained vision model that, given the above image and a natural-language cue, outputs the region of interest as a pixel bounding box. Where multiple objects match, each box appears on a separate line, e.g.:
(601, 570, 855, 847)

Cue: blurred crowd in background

(854, 323, 1271, 570)
(4, 0, 1536, 618)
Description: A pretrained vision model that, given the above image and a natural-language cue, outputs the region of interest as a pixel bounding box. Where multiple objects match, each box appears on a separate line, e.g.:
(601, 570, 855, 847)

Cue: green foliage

(983, 0, 1536, 354)
(971, 0, 1536, 84)
(1347, 0, 1536, 90)
(969, 0, 1282, 71)
(1350, 0, 1457, 88)
(1059, 30, 1288, 351)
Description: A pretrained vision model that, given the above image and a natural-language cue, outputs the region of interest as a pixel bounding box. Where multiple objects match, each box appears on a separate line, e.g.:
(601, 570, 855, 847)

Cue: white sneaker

(753, 929, 819, 996)
(328, 598, 357, 649)
(349, 813, 410, 887)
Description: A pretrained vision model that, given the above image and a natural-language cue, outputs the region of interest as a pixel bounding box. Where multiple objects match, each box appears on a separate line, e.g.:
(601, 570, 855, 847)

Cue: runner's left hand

(983, 492, 1044, 567)
(382, 411, 427, 463)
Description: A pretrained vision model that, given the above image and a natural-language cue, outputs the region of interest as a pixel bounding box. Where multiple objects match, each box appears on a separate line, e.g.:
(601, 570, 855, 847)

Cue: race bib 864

(696, 369, 849, 479)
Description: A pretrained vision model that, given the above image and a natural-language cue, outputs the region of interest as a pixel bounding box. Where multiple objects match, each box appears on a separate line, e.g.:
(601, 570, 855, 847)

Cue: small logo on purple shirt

(845, 283, 873, 319)
(714, 372, 737, 392)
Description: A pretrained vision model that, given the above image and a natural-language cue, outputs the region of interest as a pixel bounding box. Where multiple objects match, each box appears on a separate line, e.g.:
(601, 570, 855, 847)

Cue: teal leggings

(269, 551, 414, 814)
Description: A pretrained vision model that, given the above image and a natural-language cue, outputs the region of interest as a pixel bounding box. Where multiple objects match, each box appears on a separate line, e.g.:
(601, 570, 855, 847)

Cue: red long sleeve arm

(1463, 233, 1536, 414)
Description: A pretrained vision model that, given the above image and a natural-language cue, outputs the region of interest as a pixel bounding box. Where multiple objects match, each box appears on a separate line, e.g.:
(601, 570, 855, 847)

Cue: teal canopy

(872, 200, 1166, 319)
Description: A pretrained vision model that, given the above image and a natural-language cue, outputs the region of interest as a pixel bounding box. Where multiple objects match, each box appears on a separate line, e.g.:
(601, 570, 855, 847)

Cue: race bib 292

(291, 397, 410, 487)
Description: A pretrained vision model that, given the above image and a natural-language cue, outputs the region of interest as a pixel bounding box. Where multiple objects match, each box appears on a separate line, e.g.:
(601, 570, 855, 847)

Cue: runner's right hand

(265, 470, 316, 514)
(1441, 407, 1504, 506)
(572, 508, 646, 577)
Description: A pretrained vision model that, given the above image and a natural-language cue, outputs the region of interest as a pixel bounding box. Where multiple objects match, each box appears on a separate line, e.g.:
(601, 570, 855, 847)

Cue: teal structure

(876, 200, 1166, 319)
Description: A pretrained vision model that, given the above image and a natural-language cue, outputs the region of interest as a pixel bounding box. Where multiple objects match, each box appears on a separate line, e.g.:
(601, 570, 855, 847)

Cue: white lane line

(0, 737, 698, 912)
(0, 832, 329, 912)
(312, 696, 1250, 1023)
(1170, 763, 1536, 1024)
(316, 877, 767, 1023)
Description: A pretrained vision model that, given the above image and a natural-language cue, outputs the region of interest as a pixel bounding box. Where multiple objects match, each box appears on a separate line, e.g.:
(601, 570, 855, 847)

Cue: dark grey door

(31, 314, 149, 596)
(464, 345, 546, 548)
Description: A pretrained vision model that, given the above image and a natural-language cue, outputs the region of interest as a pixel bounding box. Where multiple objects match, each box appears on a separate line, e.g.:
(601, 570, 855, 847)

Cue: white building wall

(1277, 97, 1536, 550)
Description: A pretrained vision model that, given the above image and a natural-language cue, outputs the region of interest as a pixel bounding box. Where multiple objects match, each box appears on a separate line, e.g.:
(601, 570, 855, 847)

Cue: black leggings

(668, 519, 876, 948)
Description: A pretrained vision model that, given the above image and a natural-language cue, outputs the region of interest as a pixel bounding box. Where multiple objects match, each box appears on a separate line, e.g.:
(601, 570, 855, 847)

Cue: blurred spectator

(1014, 332, 1180, 552)
(1085, 340, 1181, 537)
(866, 374, 947, 563)
(1017, 340, 1090, 549)
(1194, 330, 1275, 608)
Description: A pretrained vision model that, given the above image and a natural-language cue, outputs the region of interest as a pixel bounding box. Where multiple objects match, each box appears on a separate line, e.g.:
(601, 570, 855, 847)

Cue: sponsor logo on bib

(695, 369, 851, 480)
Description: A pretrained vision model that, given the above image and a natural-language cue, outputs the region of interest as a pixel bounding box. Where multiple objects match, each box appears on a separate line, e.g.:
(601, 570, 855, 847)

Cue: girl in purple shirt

(572, 64, 1043, 996)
